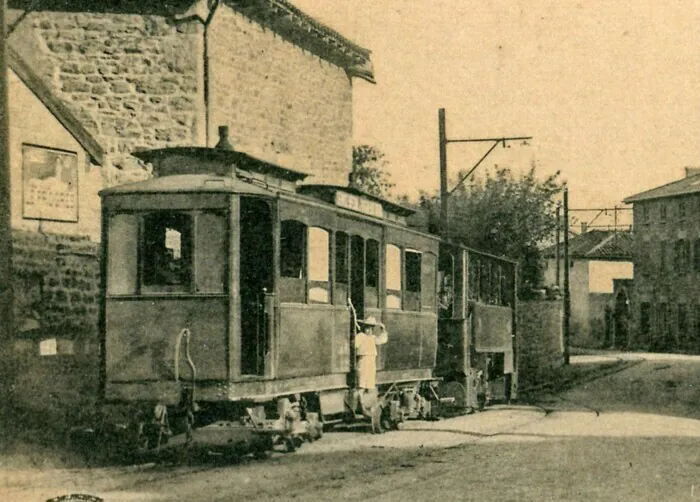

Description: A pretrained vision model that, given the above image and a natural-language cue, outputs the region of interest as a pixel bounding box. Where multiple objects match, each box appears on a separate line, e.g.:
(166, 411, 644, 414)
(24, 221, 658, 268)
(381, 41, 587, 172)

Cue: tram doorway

(350, 236, 365, 321)
(239, 198, 274, 376)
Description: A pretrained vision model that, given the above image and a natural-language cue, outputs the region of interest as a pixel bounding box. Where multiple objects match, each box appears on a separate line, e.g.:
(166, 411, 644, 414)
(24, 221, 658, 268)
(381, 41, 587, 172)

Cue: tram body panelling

(94, 144, 516, 455)
(436, 243, 518, 409)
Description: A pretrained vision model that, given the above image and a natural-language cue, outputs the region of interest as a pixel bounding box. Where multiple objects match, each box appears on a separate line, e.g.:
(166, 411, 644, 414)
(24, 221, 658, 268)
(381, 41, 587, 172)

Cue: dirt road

(6, 353, 700, 501)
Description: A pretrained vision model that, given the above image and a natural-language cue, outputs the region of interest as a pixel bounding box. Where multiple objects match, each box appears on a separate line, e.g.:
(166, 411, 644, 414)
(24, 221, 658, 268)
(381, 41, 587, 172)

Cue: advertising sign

(23, 145, 79, 222)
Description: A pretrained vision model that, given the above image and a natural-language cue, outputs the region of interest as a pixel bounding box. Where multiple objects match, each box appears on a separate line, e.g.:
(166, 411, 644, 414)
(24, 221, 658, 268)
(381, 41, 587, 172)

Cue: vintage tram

(95, 133, 517, 456)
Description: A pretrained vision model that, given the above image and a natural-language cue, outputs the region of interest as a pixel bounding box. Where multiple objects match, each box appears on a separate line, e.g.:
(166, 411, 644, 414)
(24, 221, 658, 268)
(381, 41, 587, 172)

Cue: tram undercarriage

(73, 375, 463, 463)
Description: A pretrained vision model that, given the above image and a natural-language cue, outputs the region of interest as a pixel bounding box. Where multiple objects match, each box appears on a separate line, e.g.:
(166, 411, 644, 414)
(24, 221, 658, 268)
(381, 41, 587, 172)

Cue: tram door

(350, 236, 365, 321)
(239, 198, 273, 376)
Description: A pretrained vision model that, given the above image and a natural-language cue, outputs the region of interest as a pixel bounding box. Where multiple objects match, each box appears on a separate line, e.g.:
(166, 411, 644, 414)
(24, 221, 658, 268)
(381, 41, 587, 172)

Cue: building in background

(543, 229, 633, 348)
(624, 168, 700, 353)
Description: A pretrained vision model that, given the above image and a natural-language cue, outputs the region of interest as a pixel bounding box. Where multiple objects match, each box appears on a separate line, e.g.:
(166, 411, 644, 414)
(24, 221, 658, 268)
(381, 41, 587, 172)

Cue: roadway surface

(5, 352, 700, 501)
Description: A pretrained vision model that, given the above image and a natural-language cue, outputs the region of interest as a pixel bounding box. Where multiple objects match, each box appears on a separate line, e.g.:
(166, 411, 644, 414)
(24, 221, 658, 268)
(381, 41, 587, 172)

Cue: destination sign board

(335, 191, 383, 218)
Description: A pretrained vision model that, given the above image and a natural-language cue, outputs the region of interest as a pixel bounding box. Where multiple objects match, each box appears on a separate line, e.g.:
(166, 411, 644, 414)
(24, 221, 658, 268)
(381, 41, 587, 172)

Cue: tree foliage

(416, 164, 564, 294)
(350, 145, 395, 197)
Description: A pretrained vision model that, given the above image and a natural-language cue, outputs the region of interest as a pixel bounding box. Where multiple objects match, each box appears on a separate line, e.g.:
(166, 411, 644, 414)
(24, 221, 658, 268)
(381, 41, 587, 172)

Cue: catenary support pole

(563, 188, 570, 365)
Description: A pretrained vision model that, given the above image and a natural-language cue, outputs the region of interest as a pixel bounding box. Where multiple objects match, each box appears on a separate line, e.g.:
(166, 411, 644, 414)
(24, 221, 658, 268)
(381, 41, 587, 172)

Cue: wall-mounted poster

(22, 145, 79, 222)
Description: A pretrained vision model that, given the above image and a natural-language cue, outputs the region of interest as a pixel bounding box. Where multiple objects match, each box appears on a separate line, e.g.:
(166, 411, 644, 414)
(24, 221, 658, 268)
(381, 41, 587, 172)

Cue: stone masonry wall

(10, 229, 101, 428)
(12, 229, 100, 342)
(516, 300, 565, 389)
(207, 4, 354, 185)
(8, 8, 204, 164)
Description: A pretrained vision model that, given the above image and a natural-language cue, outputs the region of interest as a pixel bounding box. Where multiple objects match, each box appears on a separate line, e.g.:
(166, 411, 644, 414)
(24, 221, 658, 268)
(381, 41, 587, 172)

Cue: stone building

(543, 230, 633, 348)
(4, 0, 374, 417)
(624, 168, 700, 352)
(8, 0, 374, 186)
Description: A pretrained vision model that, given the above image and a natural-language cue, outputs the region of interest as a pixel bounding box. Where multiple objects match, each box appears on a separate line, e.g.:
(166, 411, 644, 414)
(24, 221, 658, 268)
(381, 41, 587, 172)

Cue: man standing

(355, 316, 388, 416)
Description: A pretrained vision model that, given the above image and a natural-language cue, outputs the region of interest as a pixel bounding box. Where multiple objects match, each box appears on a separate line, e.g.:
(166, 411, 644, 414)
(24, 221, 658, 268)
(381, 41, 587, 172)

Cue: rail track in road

(16, 355, 690, 502)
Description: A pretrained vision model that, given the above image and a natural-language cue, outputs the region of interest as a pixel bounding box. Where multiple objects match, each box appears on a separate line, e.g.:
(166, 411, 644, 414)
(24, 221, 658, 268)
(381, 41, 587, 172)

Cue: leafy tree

(350, 145, 395, 197)
(416, 164, 564, 296)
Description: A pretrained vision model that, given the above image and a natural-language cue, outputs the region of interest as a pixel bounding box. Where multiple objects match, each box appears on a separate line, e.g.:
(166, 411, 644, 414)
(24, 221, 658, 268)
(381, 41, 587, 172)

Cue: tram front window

(143, 212, 193, 292)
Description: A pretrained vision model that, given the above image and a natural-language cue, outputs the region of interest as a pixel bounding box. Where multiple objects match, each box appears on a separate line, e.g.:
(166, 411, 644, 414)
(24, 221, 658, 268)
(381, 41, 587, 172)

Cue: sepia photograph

(0, 1, 699, 500)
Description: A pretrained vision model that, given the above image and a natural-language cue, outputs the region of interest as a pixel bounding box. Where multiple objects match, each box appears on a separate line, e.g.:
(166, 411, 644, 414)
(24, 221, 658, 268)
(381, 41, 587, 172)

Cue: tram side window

(334, 232, 350, 304)
(142, 212, 193, 293)
(404, 250, 422, 312)
(501, 264, 514, 307)
(479, 260, 491, 304)
(468, 255, 479, 301)
(195, 211, 227, 294)
(365, 239, 380, 308)
(280, 220, 307, 303)
(491, 263, 502, 305)
(107, 213, 138, 295)
(421, 252, 437, 312)
(385, 244, 402, 309)
(438, 252, 455, 317)
(307, 227, 330, 304)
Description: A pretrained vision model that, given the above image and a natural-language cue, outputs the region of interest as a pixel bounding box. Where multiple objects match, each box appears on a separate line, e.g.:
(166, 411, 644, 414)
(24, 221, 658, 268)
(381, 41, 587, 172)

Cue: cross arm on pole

(446, 136, 533, 144)
(447, 136, 533, 195)
(437, 107, 532, 239)
(448, 139, 500, 195)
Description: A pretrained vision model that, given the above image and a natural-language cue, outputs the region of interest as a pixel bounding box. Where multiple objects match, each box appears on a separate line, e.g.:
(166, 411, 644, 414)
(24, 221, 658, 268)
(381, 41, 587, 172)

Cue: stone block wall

(13, 229, 100, 342)
(9, 3, 356, 185)
(207, 4, 353, 185)
(516, 300, 564, 389)
(9, 6, 204, 163)
(9, 229, 101, 429)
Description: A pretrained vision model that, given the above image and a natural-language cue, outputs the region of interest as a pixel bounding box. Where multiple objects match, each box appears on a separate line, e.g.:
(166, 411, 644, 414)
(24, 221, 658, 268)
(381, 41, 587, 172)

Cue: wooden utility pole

(438, 108, 449, 238)
(563, 188, 570, 365)
(0, 1, 13, 350)
(555, 202, 561, 286)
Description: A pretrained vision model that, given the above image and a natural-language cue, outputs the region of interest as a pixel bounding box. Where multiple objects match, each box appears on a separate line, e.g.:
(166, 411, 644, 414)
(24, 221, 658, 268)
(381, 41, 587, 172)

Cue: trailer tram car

(96, 138, 517, 457)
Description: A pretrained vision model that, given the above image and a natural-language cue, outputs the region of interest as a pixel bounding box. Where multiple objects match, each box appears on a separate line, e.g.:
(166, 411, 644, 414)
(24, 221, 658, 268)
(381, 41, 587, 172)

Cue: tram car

(95, 128, 517, 456)
(435, 243, 518, 411)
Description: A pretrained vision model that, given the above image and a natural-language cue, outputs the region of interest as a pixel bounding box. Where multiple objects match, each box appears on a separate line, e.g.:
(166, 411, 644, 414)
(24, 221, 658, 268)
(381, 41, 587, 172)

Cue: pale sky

(292, 0, 700, 216)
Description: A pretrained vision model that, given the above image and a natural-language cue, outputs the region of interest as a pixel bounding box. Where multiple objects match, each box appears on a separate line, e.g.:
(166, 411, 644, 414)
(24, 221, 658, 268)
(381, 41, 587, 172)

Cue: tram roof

(298, 184, 416, 218)
(99, 174, 273, 196)
(132, 147, 310, 183)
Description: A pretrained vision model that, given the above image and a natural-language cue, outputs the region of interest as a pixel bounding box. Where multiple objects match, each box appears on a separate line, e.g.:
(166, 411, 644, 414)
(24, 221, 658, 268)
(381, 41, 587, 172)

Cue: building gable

(8, 47, 105, 166)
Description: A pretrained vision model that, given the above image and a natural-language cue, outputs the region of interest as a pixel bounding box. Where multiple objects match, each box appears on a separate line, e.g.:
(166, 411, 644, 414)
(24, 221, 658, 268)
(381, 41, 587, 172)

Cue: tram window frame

(141, 211, 194, 294)
(307, 226, 331, 304)
(438, 252, 455, 317)
(479, 260, 491, 303)
(195, 210, 228, 294)
(501, 263, 514, 307)
(385, 244, 402, 309)
(365, 239, 380, 308)
(279, 220, 307, 303)
(334, 231, 350, 305)
(106, 212, 139, 295)
(404, 249, 422, 312)
(490, 263, 502, 305)
(468, 255, 480, 301)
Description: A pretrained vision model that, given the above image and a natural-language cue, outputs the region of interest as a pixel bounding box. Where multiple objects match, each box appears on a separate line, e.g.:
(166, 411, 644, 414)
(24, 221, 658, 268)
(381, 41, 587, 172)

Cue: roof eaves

(7, 46, 106, 166)
(226, 0, 375, 83)
(623, 173, 700, 203)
